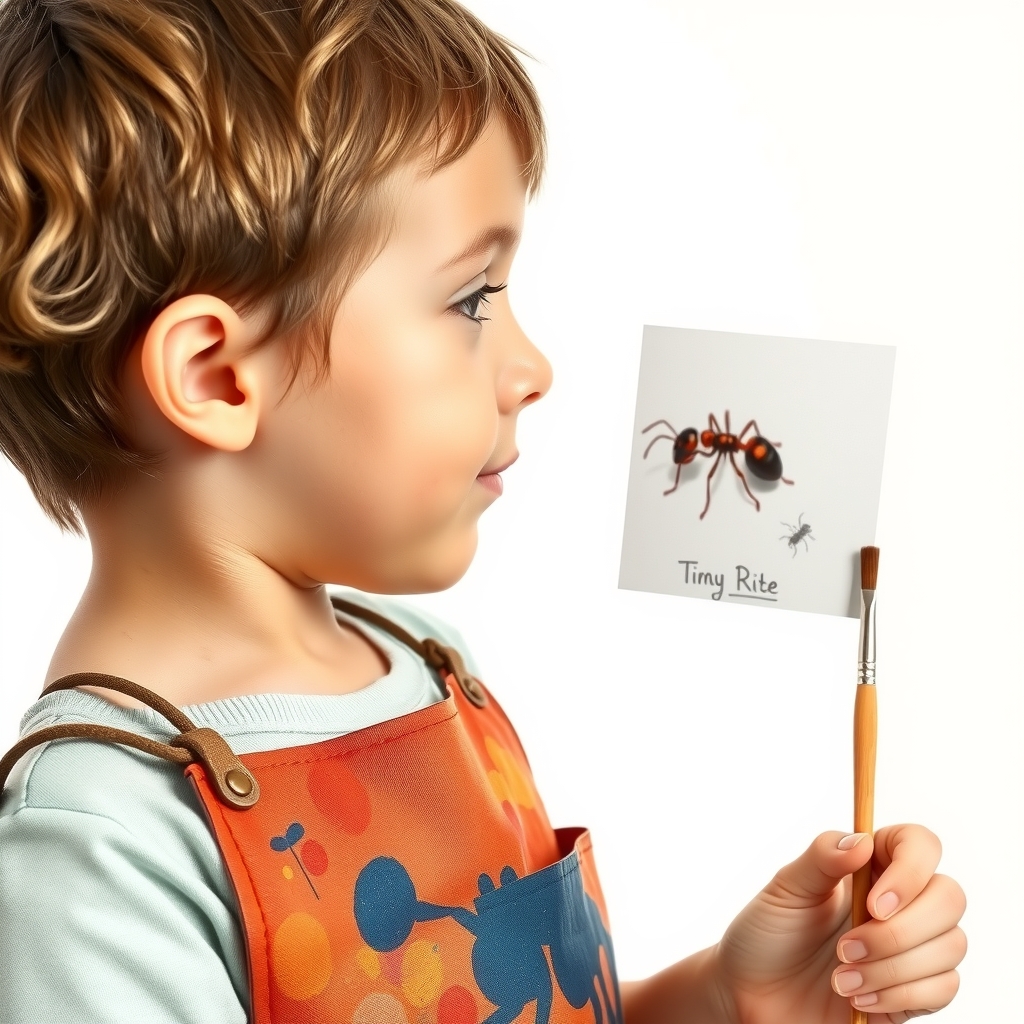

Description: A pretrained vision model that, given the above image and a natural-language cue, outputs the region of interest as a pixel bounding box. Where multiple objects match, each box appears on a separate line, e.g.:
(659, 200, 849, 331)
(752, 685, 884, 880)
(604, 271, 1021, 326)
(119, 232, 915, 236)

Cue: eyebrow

(436, 225, 521, 273)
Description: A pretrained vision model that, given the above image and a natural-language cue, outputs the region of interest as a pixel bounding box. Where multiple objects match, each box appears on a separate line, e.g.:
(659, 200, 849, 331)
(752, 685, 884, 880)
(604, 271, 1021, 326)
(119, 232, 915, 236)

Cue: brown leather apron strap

(331, 596, 488, 707)
(41, 672, 198, 732)
(0, 722, 192, 794)
(0, 672, 260, 810)
(0, 597, 482, 806)
(331, 597, 426, 655)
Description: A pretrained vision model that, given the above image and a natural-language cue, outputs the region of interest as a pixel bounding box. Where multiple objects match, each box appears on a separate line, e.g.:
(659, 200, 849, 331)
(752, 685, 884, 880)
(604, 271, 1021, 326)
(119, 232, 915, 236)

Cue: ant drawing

(780, 514, 815, 556)
(642, 410, 794, 519)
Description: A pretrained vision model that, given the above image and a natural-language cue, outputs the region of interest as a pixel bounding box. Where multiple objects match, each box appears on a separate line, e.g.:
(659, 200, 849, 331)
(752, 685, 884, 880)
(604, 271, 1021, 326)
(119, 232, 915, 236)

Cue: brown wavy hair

(0, 0, 545, 532)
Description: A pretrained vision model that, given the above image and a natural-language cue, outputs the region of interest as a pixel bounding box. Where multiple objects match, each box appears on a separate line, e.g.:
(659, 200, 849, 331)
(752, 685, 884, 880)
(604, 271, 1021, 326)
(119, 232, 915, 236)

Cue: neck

(47, 482, 388, 709)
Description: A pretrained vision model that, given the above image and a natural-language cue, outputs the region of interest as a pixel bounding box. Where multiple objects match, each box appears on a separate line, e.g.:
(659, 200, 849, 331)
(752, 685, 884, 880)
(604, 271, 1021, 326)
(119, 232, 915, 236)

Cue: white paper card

(619, 326, 895, 617)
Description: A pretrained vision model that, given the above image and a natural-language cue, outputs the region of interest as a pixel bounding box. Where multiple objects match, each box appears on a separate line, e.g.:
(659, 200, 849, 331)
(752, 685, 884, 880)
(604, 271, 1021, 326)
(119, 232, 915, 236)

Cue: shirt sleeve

(0, 743, 250, 1024)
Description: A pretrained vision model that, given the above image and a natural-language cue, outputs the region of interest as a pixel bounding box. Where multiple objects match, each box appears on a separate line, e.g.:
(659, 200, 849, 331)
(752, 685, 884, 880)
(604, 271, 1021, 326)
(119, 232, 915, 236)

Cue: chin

(408, 550, 477, 594)
(352, 527, 479, 596)
(407, 527, 482, 594)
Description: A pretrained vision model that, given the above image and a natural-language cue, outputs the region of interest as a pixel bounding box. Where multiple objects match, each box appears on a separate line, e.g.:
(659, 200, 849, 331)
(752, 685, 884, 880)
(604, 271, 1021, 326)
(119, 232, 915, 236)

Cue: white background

(1, 1, 1020, 1019)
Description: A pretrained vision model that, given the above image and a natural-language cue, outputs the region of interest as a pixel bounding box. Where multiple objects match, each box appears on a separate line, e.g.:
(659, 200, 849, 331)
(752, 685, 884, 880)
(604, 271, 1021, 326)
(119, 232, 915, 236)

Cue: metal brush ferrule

(858, 588, 876, 684)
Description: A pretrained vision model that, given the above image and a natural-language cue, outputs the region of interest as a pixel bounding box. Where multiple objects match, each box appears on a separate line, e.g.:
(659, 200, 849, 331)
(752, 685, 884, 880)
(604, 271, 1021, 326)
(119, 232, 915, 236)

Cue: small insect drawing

(269, 821, 323, 899)
(642, 410, 794, 519)
(780, 514, 814, 556)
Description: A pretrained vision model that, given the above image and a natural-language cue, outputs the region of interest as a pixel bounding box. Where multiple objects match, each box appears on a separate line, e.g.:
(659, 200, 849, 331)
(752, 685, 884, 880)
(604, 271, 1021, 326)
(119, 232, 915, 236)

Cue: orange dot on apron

(300, 838, 329, 876)
(353, 992, 409, 1024)
(281, 865, 294, 881)
(401, 939, 443, 1007)
(355, 945, 381, 979)
(487, 768, 511, 804)
(271, 912, 332, 1001)
(438, 984, 477, 1024)
(307, 760, 372, 834)
(484, 736, 535, 809)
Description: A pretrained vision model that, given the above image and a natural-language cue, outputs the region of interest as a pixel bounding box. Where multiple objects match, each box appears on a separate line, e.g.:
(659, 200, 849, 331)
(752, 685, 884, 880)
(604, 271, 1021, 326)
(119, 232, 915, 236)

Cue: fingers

(838, 873, 966, 963)
(836, 967, 961, 1016)
(832, 847, 967, 1017)
(829, 823, 966, 1016)
(865, 824, 942, 921)
(831, 925, 966, 1005)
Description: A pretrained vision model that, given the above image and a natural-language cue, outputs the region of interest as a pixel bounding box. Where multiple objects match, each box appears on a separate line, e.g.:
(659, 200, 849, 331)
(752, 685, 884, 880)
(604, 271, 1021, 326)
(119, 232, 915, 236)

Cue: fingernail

(833, 970, 863, 995)
(874, 891, 899, 918)
(839, 939, 868, 962)
(853, 993, 879, 1007)
(838, 832, 869, 850)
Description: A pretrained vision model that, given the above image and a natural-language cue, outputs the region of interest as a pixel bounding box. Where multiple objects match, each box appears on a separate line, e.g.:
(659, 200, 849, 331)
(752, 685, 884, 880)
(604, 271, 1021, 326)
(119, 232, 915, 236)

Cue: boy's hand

(712, 825, 966, 1024)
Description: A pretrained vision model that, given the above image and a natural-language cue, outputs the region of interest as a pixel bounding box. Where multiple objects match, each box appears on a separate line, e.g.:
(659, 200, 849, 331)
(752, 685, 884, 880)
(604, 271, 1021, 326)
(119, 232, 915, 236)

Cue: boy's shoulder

(2, 589, 479, 822)
(1, 687, 228, 840)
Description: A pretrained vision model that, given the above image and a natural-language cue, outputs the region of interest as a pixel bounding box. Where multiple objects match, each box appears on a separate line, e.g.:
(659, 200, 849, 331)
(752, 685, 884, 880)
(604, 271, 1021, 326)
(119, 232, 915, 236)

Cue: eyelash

(451, 282, 507, 324)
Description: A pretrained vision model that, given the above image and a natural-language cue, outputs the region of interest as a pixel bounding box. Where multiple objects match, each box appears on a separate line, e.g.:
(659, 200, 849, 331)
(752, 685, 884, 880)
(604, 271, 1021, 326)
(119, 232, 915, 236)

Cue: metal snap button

(462, 675, 487, 707)
(225, 768, 254, 797)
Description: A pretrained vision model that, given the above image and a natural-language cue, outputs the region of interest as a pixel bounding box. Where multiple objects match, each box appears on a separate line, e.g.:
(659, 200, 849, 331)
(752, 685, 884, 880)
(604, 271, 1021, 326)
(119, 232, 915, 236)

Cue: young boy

(0, 0, 965, 1021)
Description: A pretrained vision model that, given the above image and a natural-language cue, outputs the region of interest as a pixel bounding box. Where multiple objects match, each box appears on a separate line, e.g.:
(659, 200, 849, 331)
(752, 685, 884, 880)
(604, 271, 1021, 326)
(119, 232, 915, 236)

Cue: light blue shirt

(0, 591, 474, 1024)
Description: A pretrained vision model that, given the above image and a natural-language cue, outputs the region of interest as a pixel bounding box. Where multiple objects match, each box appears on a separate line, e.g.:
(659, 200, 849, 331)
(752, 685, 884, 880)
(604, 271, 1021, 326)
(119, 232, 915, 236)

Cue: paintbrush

(851, 545, 879, 1024)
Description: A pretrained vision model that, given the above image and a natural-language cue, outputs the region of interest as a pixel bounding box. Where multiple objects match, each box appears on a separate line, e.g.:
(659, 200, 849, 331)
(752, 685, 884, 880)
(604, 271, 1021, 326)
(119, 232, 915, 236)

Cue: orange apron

(0, 597, 620, 1024)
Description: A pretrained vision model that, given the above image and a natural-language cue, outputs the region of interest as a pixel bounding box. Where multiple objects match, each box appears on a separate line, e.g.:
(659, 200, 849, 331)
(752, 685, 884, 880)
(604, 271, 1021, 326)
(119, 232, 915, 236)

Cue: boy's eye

(451, 282, 507, 324)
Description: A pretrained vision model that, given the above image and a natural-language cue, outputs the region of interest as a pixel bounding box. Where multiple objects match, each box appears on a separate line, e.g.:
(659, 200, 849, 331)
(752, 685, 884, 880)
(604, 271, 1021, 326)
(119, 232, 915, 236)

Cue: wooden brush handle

(851, 683, 877, 1024)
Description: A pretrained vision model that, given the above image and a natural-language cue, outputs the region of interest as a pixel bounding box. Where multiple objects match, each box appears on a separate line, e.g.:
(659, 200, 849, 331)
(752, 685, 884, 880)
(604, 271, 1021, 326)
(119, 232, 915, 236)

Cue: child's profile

(0, 0, 965, 1021)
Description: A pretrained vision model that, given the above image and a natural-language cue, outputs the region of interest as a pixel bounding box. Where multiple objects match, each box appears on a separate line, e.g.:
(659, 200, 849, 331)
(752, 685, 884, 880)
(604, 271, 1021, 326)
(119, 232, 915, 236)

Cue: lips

(478, 452, 518, 477)
(476, 452, 517, 496)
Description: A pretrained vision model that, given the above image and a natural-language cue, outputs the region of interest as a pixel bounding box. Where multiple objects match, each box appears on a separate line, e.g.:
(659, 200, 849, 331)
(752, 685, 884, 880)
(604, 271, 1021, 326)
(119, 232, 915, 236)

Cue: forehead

(385, 119, 528, 268)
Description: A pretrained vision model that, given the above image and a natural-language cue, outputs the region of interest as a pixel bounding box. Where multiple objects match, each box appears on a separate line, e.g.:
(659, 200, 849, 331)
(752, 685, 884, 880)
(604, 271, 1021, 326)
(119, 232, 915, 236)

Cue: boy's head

(0, 0, 548, 576)
(119, 116, 551, 593)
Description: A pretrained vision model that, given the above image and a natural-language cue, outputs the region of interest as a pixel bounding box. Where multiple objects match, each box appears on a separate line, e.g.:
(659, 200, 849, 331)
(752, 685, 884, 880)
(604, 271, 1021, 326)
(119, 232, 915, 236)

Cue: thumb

(763, 831, 873, 908)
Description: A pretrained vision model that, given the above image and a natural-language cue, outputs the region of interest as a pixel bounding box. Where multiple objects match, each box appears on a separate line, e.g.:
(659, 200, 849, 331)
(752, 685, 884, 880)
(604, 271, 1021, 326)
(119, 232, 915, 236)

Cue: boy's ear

(137, 295, 262, 452)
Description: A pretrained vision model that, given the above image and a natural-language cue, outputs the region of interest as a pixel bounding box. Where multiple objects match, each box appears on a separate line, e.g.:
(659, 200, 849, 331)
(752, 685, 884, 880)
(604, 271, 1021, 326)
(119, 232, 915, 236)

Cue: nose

(494, 307, 553, 415)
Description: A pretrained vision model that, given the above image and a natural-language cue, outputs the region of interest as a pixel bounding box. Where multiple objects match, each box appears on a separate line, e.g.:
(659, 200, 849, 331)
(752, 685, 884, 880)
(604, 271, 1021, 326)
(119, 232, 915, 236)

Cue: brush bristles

(860, 546, 879, 590)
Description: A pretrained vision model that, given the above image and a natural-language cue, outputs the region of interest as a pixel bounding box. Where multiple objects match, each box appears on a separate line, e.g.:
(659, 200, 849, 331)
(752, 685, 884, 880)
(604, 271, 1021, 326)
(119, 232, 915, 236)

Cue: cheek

(318, 400, 494, 591)
(368, 402, 496, 539)
(269, 341, 497, 550)
(340, 331, 495, 483)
